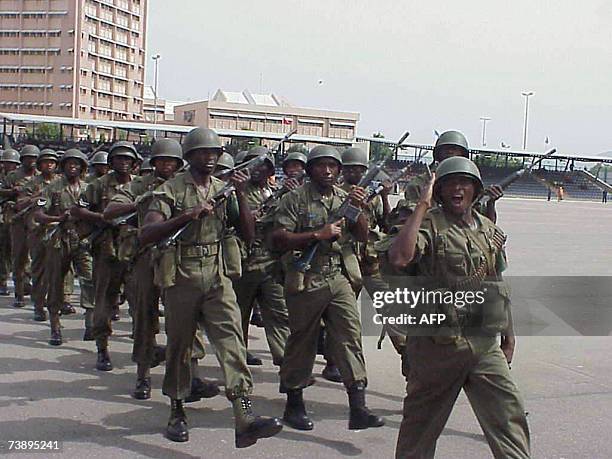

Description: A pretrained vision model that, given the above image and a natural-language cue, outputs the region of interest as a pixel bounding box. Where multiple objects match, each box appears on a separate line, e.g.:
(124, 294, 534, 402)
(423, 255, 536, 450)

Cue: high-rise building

(0, 0, 148, 121)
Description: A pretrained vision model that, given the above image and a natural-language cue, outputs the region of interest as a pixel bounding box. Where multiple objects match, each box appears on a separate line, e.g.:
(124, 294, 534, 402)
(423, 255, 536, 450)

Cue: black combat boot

(184, 378, 220, 403)
(283, 389, 314, 431)
(246, 351, 263, 366)
(166, 399, 188, 442)
(347, 382, 385, 430)
(96, 343, 113, 371)
(33, 306, 47, 322)
(60, 302, 76, 315)
(83, 309, 94, 341)
(133, 377, 151, 400)
(322, 362, 342, 383)
(232, 396, 283, 448)
(48, 313, 62, 346)
(13, 295, 25, 308)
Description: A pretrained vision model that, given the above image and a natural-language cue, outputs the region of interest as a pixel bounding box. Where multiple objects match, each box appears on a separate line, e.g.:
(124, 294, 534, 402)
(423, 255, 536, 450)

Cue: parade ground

(1, 198, 611, 458)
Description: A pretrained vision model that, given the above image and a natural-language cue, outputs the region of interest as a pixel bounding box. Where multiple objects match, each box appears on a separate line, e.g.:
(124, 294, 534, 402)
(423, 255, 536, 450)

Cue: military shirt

(22, 174, 58, 233)
(111, 174, 165, 226)
(242, 181, 277, 269)
(2, 167, 39, 222)
(147, 170, 240, 246)
(41, 176, 86, 237)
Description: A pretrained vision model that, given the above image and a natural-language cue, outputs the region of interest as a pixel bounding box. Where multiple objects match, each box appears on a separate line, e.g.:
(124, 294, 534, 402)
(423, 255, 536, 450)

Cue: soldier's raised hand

(419, 172, 436, 208)
(348, 186, 367, 207)
(284, 177, 301, 191)
(230, 170, 249, 193)
(485, 184, 504, 202)
(184, 203, 214, 220)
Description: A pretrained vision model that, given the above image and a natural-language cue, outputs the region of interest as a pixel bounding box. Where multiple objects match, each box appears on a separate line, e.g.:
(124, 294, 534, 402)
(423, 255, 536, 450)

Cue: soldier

(392, 130, 502, 225)
(104, 139, 218, 402)
(86, 151, 109, 183)
(16, 149, 60, 321)
(0, 149, 21, 296)
(75, 141, 137, 371)
(214, 152, 235, 176)
(33, 149, 95, 346)
(1, 145, 40, 308)
(387, 156, 530, 458)
(139, 128, 282, 446)
(139, 158, 154, 176)
(233, 146, 290, 367)
(272, 145, 385, 431)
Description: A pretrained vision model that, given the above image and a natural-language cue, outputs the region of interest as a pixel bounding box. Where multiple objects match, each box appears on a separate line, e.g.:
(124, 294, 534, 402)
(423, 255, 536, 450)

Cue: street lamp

(152, 54, 161, 132)
(521, 91, 534, 150)
(479, 116, 491, 147)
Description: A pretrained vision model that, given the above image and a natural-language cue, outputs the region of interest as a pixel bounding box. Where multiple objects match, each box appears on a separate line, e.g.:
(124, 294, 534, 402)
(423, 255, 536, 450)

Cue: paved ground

(0, 198, 611, 458)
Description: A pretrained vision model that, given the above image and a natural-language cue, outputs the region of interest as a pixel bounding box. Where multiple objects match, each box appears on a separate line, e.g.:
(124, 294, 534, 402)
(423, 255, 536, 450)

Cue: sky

(145, 0, 612, 157)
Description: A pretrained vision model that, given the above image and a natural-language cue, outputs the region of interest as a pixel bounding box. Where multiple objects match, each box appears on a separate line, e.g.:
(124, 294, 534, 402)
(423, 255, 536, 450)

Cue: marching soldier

(86, 151, 109, 183)
(33, 149, 95, 346)
(234, 146, 290, 367)
(138, 158, 154, 176)
(139, 128, 282, 446)
(0, 148, 21, 296)
(387, 156, 530, 458)
(1, 145, 40, 308)
(272, 145, 385, 431)
(214, 152, 235, 175)
(104, 139, 218, 402)
(75, 141, 137, 371)
(16, 149, 60, 321)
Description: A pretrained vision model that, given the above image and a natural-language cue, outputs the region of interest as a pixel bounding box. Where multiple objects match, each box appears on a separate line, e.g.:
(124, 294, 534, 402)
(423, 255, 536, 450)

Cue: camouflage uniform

(0, 170, 11, 291)
(234, 181, 289, 365)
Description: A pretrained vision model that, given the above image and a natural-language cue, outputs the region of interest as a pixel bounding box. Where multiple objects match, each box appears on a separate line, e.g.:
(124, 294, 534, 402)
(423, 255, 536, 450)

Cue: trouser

(10, 221, 31, 298)
(396, 336, 530, 459)
(0, 222, 11, 284)
(162, 257, 252, 400)
(45, 235, 94, 315)
(64, 268, 75, 303)
(92, 253, 127, 345)
(234, 265, 290, 364)
(280, 273, 367, 390)
(130, 252, 206, 366)
(29, 235, 48, 310)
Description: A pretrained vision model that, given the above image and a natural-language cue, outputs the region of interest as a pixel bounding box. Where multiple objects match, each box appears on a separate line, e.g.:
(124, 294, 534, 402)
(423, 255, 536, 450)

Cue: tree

(369, 132, 393, 162)
(28, 123, 60, 141)
(224, 136, 261, 156)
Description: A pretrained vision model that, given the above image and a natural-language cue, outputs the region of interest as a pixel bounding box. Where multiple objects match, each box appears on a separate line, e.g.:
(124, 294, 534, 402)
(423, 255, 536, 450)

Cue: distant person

(603, 189, 608, 203)
(557, 186, 564, 201)
(547, 188, 552, 201)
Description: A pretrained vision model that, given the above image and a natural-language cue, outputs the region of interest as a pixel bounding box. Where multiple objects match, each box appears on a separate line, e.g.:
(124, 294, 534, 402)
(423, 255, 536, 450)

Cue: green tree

(224, 136, 261, 156)
(369, 132, 393, 162)
(28, 123, 60, 141)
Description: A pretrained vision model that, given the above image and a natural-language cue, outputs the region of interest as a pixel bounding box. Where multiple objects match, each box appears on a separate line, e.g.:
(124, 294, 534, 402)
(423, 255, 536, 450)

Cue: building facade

(0, 0, 147, 121)
(174, 89, 359, 145)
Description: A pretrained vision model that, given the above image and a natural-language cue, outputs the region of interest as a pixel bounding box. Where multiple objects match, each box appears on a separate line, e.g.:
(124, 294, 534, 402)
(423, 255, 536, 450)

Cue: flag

(283, 117, 292, 125)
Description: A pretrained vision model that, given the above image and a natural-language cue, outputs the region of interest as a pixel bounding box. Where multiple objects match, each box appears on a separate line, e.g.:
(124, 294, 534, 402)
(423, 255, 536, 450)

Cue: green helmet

(434, 130, 469, 158)
(245, 146, 275, 168)
(182, 128, 223, 158)
(433, 156, 483, 201)
(341, 147, 368, 167)
(20, 144, 40, 159)
(140, 158, 153, 172)
(307, 145, 341, 167)
(286, 144, 309, 155)
(283, 151, 307, 167)
(216, 152, 235, 170)
(37, 148, 59, 163)
(151, 138, 184, 168)
(60, 148, 89, 170)
(89, 151, 109, 166)
(108, 141, 138, 161)
(235, 150, 248, 165)
(1, 148, 21, 164)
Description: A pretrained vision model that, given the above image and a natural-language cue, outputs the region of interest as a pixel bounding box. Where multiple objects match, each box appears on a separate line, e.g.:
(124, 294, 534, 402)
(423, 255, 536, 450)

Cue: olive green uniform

(275, 182, 367, 390)
(391, 207, 530, 458)
(0, 171, 12, 288)
(110, 174, 206, 367)
(41, 177, 95, 315)
(234, 182, 289, 365)
(83, 171, 133, 347)
(147, 171, 253, 400)
(21, 175, 57, 312)
(3, 167, 37, 300)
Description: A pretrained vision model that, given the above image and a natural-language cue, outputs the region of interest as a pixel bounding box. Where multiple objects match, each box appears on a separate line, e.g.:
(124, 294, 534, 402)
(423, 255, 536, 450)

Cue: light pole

(152, 54, 161, 132)
(521, 91, 534, 150)
(479, 116, 491, 147)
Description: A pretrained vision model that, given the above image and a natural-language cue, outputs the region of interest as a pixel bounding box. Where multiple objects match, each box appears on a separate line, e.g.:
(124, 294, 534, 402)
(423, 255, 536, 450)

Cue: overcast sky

(146, 0, 612, 157)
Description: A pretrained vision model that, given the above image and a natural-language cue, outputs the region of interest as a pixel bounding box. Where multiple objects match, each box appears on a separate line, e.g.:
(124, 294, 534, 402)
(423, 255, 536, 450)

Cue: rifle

(157, 154, 268, 250)
(478, 148, 556, 207)
(14, 197, 46, 220)
(294, 161, 385, 273)
(214, 151, 271, 178)
(85, 210, 138, 247)
(253, 170, 306, 219)
(274, 128, 298, 156)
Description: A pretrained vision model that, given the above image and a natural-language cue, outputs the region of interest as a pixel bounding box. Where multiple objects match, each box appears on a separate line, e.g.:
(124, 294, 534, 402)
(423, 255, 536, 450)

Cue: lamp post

(521, 91, 534, 150)
(479, 116, 491, 147)
(152, 54, 161, 136)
